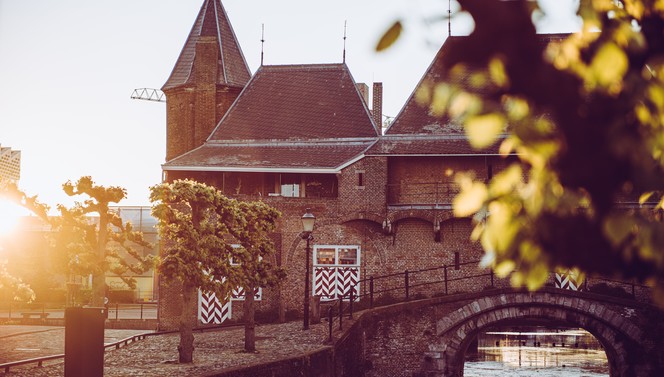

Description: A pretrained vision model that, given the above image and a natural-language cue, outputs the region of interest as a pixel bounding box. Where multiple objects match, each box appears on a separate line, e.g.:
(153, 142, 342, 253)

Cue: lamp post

(301, 208, 316, 330)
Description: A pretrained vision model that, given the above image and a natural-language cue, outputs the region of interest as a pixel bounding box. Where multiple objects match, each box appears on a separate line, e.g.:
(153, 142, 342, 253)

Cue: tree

(0, 177, 152, 306)
(379, 0, 664, 300)
(150, 179, 285, 361)
(230, 200, 285, 352)
(151, 179, 238, 363)
(57, 177, 153, 306)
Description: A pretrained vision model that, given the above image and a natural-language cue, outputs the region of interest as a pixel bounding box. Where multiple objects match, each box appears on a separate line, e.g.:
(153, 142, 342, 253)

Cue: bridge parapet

(333, 287, 664, 377)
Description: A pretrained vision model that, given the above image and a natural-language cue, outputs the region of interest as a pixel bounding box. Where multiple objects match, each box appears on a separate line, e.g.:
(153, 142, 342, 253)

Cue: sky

(0, 0, 581, 212)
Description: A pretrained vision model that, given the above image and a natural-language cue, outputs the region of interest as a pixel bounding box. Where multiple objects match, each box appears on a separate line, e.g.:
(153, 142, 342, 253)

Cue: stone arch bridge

(333, 287, 664, 377)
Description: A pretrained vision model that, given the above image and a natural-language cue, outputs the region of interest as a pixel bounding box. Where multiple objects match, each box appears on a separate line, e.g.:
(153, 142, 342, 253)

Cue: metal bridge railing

(323, 260, 651, 342)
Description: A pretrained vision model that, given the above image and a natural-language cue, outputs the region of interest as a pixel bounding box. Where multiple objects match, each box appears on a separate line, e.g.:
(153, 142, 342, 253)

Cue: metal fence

(0, 302, 158, 320)
(322, 260, 652, 342)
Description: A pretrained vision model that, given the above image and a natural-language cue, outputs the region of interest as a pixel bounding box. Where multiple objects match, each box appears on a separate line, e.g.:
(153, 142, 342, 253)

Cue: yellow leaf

(485, 201, 520, 254)
(499, 137, 517, 157)
(639, 191, 654, 205)
(495, 260, 515, 278)
(449, 92, 479, 118)
(415, 82, 432, 107)
(489, 57, 509, 88)
(504, 96, 529, 121)
(624, 0, 645, 19)
(591, 43, 628, 88)
(453, 182, 488, 217)
(465, 114, 506, 149)
(430, 84, 453, 117)
(525, 263, 549, 291)
(376, 21, 402, 52)
(489, 164, 523, 197)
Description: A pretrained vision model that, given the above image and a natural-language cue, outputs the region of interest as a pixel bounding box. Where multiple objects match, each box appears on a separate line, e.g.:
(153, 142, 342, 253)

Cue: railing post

(349, 290, 354, 319)
(8, 302, 11, 319)
(115, 303, 119, 321)
(140, 304, 144, 320)
(338, 298, 343, 330)
(328, 306, 333, 343)
(490, 268, 494, 288)
(444, 265, 448, 295)
(405, 270, 410, 300)
(369, 276, 374, 308)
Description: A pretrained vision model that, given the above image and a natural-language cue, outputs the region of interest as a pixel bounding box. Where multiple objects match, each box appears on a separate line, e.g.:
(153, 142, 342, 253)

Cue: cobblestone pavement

(0, 321, 331, 377)
(0, 326, 151, 364)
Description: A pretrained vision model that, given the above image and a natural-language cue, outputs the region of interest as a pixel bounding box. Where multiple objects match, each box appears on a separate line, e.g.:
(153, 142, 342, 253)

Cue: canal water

(464, 328, 608, 377)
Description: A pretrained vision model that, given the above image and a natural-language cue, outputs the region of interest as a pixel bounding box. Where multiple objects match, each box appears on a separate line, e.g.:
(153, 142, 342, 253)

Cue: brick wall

(158, 155, 506, 328)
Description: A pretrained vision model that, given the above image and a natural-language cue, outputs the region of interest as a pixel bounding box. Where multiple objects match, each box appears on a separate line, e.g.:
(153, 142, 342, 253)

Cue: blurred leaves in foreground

(378, 0, 664, 302)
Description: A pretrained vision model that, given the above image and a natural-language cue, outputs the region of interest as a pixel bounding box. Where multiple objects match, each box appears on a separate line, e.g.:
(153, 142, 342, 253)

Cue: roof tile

(208, 64, 379, 141)
(162, 0, 250, 90)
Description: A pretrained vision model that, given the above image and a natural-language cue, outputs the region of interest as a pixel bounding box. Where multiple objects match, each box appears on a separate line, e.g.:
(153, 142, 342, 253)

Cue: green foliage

(54, 177, 153, 305)
(150, 179, 285, 356)
(149, 179, 285, 302)
(381, 0, 664, 301)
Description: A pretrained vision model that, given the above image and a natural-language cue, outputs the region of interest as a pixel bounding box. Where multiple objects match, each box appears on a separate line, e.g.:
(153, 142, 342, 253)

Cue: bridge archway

(431, 290, 644, 377)
(354, 288, 661, 377)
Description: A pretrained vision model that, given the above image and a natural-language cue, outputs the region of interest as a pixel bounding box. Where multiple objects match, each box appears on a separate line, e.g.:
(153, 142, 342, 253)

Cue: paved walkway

(0, 325, 150, 364)
(0, 320, 332, 377)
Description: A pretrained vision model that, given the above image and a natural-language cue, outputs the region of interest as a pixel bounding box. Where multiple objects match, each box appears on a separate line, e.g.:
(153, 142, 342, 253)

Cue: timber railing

(323, 260, 652, 342)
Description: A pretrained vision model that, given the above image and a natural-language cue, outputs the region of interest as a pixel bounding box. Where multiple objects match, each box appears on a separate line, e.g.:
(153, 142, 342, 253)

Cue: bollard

(65, 307, 105, 377)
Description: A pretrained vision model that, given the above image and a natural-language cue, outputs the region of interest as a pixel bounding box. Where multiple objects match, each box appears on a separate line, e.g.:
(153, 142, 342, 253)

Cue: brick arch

(433, 291, 643, 377)
(390, 212, 435, 225)
(283, 221, 386, 268)
(389, 210, 455, 225)
(338, 211, 384, 226)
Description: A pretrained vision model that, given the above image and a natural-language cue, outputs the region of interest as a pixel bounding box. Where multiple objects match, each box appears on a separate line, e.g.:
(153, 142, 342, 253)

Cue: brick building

(157, 0, 566, 329)
(0, 144, 21, 183)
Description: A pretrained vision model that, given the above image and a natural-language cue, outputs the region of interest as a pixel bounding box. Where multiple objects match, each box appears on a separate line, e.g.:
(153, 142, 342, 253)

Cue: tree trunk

(243, 285, 256, 352)
(91, 214, 108, 307)
(178, 284, 196, 363)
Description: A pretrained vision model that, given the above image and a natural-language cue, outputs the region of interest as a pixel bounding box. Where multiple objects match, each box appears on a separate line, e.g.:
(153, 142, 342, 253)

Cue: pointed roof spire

(162, 0, 251, 91)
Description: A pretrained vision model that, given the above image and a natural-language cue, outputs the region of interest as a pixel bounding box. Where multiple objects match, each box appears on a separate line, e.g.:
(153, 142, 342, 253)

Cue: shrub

(108, 290, 135, 303)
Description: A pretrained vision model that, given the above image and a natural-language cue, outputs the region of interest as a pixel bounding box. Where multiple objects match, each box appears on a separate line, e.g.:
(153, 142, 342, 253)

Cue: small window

(356, 170, 365, 189)
(316, 248, 335, 264)
(339, 248, 358, 265)
(313, 245, 361, 266)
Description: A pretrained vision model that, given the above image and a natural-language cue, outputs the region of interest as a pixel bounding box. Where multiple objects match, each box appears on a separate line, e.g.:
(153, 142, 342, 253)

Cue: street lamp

(301, 208, 316, 330)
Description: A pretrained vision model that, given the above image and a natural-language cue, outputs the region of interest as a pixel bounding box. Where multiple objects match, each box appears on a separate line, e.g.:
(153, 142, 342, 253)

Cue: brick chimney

(372, 82, 383, 131)
(356, 83, 369, 105)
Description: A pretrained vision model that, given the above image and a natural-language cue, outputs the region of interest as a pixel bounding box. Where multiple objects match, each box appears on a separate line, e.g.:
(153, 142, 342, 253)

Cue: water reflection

(465, 329, 608, 377)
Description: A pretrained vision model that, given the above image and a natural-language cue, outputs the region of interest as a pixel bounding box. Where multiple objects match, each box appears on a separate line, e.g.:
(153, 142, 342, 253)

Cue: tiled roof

(385, 34, 570, 135)
(365, 135, 503, 156)
(162, 0, 251, 90)
(163, 140, 375, 171)
(208, 64, 379, 141)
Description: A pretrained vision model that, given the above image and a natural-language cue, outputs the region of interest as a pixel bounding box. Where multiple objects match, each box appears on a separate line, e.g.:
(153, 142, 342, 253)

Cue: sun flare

(0, 200, 28, 237)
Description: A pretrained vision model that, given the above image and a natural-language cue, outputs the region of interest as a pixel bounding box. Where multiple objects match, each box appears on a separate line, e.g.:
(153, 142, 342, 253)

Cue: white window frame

(313, 245, 361, 267)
